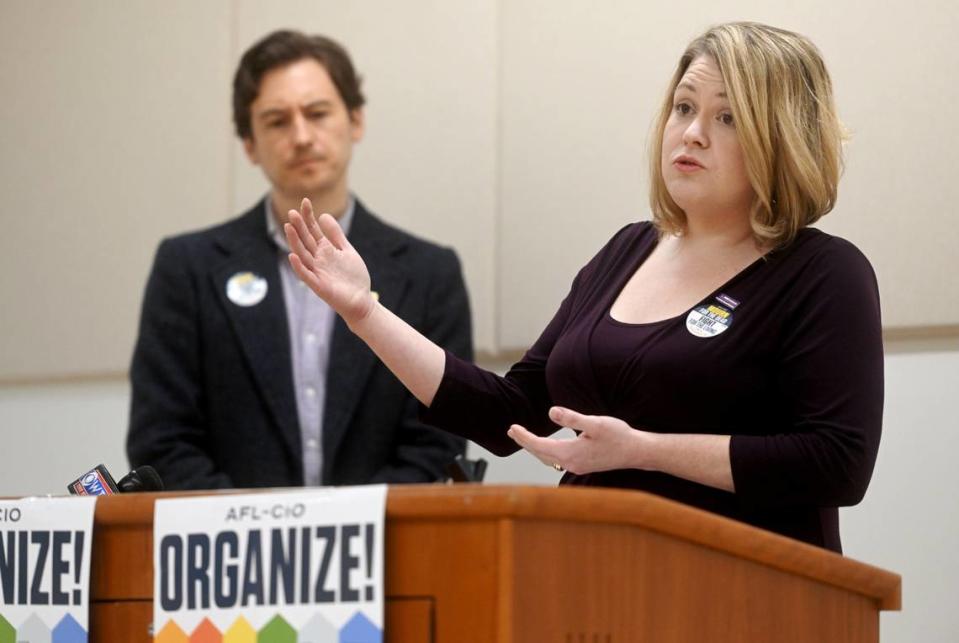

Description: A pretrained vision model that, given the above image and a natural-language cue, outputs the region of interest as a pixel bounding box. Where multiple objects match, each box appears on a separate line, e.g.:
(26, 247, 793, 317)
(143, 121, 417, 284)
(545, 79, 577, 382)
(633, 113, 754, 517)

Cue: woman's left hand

(507, 406, 654, 475)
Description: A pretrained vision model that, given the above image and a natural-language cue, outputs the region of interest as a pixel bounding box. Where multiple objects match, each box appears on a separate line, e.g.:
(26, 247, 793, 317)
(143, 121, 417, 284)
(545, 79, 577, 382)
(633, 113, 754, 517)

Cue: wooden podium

(89, 485, 900, 642)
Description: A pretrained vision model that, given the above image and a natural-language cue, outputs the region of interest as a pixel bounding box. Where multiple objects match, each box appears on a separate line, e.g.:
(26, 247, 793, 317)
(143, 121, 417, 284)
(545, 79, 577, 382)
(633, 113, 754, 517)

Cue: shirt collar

(265, 195, 356, 252)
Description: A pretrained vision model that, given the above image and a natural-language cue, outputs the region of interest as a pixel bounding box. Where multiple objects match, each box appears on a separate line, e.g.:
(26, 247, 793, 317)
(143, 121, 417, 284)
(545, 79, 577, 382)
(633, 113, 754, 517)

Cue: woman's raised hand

(284, 198, 376, 328)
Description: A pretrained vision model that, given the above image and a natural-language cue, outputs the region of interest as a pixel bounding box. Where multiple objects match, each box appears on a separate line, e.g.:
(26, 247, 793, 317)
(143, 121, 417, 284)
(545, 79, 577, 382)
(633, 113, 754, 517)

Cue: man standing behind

(127, 30, 472, 489)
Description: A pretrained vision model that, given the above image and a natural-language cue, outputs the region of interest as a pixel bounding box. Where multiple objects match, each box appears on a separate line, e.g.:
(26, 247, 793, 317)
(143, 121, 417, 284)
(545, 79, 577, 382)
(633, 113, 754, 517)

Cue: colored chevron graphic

(154, 612, 381, 643)
(0, 613, 86, 643)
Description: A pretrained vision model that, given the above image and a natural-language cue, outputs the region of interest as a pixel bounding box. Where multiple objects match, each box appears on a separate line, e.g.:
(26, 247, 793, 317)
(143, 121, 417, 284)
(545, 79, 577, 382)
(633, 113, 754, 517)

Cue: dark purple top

(423, 222, 883, 551)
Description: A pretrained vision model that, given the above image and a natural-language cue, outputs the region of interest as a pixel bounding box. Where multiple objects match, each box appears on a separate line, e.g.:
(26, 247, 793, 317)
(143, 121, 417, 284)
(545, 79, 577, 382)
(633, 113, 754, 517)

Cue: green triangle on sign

(0, 614, 15, 643)
(257, 615, 295, 643)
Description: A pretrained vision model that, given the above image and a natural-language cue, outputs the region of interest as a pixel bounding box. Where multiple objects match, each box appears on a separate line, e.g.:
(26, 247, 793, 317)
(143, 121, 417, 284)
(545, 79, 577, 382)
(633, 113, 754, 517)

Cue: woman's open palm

(284, 198, 375, 327)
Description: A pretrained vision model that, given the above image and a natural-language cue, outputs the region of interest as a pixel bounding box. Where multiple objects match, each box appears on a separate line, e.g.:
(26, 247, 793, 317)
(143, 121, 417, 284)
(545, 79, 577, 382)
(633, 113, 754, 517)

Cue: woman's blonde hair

(649, 22, 846, 247)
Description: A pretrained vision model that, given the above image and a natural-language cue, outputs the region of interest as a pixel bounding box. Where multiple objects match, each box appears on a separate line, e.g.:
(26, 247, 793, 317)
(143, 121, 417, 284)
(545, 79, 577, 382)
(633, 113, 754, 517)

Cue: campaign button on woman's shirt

(686, 302, 735, 338)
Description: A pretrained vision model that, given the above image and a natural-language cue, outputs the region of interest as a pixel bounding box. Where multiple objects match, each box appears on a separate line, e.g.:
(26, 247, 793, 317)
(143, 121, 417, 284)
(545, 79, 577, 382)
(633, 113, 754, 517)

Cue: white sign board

(153, 486, 386, 642)
(0, 497, 96, 643)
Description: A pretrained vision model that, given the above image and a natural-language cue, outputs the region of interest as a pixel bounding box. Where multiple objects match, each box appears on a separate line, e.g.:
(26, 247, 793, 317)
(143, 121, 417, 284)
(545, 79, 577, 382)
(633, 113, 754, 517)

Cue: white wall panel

(232, 0, 499, 351)
(0, 1, 234, 379)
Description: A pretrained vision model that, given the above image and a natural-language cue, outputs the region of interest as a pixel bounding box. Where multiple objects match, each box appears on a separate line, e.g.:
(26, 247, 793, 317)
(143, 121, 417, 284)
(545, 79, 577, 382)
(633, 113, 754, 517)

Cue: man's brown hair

(232, 29, 365, 139)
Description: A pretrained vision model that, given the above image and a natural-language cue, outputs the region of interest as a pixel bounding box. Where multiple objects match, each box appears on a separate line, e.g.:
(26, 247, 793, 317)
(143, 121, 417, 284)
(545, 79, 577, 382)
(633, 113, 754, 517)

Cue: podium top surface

(86, 483, 901, 610)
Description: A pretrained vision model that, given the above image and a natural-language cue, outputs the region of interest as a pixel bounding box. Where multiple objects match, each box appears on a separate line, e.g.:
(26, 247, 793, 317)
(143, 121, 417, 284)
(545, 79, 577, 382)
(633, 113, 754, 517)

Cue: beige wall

(1, 1, 957, 380)
(1, 2, 235, 379)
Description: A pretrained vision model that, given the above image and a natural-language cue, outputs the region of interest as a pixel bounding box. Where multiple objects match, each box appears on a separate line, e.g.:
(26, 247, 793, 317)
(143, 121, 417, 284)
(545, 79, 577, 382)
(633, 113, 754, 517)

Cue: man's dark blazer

(127, 198, 471, 490)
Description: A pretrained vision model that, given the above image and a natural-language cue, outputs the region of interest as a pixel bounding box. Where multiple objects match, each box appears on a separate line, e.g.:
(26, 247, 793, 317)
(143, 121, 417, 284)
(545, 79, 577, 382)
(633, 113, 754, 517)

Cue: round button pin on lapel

(226, 272, 268, 307)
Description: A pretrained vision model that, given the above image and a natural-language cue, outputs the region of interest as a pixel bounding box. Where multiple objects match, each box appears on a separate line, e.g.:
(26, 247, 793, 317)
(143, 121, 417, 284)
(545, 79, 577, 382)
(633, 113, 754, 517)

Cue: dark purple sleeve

(419, 289, 572, 456)
(729, 238, 884, 509)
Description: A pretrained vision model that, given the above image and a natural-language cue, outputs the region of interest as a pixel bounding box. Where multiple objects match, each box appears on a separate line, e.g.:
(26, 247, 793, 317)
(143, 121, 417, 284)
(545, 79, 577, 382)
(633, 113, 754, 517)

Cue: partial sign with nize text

(0, 497, 96, 643)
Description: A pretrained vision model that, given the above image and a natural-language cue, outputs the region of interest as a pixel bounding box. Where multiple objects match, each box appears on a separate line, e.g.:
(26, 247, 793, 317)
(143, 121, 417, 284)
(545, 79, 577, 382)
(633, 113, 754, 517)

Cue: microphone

(117, 465, 164, 492)
(445, 455, 488, 483)
(67, 464, 164, 495)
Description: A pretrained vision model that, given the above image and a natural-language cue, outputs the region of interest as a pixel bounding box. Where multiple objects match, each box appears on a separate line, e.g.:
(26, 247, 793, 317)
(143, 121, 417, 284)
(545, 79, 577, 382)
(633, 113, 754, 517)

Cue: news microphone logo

(68, 464, 119, 496)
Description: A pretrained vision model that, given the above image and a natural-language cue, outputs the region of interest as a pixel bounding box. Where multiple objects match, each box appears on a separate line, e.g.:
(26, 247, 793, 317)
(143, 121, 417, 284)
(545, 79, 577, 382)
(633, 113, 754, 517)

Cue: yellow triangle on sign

(223, 616, 256, 643)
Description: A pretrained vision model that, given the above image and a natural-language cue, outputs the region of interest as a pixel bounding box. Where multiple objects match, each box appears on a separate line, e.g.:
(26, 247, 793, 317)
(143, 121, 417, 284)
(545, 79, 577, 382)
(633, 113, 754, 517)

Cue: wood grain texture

(509, 520, 879, 642)
(91, 601, 152, 643)
(384, 598, 433, 643)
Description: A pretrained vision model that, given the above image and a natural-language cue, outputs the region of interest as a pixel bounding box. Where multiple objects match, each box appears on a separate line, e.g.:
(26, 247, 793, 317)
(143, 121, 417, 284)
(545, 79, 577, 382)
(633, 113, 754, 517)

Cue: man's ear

(349, 108, 365, 143)
(242, 136, 259, 165)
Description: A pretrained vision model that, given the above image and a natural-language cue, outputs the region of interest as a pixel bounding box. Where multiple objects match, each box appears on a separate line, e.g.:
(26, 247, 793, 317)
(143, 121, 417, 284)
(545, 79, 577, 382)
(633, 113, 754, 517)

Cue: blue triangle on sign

(52, 614, 86, 643)
(339, 612, 381, 643)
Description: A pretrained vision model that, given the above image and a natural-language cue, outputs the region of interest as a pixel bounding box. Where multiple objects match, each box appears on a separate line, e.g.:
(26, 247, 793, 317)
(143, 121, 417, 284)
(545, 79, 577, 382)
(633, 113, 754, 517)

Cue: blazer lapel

(322, 203, 409, 475)
(211, 207, 301, 462)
